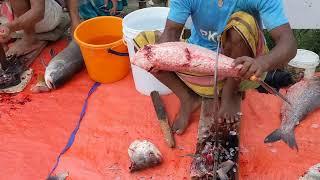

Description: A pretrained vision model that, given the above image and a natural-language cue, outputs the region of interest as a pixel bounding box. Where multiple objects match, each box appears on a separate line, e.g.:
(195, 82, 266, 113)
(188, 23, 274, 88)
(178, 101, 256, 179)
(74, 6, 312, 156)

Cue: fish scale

(265, 77, 320, 150)
(132, 42, 242, 77)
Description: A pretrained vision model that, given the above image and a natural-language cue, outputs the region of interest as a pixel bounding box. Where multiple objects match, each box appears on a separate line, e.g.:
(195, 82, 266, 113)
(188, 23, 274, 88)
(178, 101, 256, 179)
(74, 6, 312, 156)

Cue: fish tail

(264, 129, 298, 150)
(264, 129, 282, 142)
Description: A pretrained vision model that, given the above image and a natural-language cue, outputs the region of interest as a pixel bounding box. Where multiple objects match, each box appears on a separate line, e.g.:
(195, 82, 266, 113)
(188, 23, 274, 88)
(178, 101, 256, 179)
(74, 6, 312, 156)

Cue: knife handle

(250, 75, 261, 81)
(150, 91, 176, 148)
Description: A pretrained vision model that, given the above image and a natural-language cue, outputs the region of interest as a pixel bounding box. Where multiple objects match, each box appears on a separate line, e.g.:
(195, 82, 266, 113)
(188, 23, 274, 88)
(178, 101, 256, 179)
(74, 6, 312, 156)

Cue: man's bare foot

(6, 36, 46, 57)
(172, 93, 201, 135)
(218, 91, 242, 124)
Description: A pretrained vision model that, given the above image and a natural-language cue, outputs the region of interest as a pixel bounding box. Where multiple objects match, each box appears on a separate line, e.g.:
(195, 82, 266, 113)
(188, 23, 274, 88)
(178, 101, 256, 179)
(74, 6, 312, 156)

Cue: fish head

(131, 45, 155, 72)
(44, 59, 68, 89)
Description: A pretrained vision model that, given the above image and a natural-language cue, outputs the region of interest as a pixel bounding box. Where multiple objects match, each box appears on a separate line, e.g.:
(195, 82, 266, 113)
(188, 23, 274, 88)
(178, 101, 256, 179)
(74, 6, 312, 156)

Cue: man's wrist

(5, 23, 14, 33)
(258, 56, 273, 72)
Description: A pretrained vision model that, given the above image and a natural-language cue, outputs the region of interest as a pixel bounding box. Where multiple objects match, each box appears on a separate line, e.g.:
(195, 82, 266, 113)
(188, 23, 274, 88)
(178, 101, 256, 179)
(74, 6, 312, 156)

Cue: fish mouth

(44, 71, 56, 89)
(45, 79, 55, 89)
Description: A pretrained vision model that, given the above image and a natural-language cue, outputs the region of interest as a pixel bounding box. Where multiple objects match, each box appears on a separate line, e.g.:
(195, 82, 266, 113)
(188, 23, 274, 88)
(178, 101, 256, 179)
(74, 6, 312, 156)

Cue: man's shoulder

(170, 0, 198, 7)
(238, 0, 284, 10)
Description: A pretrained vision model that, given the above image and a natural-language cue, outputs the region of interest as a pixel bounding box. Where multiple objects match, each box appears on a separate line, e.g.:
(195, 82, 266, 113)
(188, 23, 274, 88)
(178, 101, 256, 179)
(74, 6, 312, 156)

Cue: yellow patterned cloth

(133, 11, 269, 97)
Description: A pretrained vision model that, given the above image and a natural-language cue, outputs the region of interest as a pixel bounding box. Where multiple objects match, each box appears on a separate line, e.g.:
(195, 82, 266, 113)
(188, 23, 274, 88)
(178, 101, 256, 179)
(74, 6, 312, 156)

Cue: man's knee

(222, 28, 253, 58)
(9, 0, 30, 17)
(34, 0, 63, 33)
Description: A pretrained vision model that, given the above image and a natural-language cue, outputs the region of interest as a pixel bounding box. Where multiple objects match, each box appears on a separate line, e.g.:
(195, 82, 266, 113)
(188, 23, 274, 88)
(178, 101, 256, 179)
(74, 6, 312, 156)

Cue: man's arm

(234, 0, 297, 79)
(158, 20, 184, 43)
(234, 23, 297, 79)
(67, 0, 80, 35)
(7, 0, 45, 32)
(263, 24, 297, 70)
(109, 0, 118, 15)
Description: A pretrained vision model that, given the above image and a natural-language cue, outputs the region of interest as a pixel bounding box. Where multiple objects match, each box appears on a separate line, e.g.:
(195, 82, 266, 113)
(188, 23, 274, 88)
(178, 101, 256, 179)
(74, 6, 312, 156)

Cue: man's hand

(233, 56, 269, 80)
(110, 7, 116, 15)
(68, 0, 80, 38)
(110, 0, 118, 15)
(70, 19, 80, 37)
(0, 25, 11, 43)
(158, 20, 184, 43)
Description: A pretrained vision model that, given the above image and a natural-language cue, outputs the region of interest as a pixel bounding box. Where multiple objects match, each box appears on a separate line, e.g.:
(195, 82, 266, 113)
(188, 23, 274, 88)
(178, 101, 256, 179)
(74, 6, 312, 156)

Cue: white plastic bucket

(123, 7, 172, 96)
(288, 49, 320, 79)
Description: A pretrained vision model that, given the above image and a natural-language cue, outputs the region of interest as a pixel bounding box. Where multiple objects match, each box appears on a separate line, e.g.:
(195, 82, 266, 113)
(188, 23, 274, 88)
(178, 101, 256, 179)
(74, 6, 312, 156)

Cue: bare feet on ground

(172, 93, 201, 135)
(6, 36, 46, 57)
(218, 91, 242, 125)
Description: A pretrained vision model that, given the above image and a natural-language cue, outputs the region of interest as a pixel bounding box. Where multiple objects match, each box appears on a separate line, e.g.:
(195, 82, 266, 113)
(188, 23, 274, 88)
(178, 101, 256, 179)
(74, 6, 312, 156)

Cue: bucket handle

(122, 36, 127, 46)
(107, 48, 129, 57)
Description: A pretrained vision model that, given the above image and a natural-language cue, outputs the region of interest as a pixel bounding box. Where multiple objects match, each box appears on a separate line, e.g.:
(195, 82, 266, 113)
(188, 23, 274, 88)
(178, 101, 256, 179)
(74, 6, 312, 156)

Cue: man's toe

(224, 113, 230, 123)
(230, 116, 236, 123)
(172, 118, 186, 135)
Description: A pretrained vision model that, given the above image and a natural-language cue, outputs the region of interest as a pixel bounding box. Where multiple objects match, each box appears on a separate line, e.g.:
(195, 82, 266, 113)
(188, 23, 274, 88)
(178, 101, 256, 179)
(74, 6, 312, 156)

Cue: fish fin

(264, 129, 282, 143)
(282, 130, 298, 151)
(264, 129, 298, 151)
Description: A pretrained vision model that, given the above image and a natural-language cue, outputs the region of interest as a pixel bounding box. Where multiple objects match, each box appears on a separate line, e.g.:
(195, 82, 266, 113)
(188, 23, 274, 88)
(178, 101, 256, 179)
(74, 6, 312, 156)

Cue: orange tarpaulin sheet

(0, 39, 319, 179)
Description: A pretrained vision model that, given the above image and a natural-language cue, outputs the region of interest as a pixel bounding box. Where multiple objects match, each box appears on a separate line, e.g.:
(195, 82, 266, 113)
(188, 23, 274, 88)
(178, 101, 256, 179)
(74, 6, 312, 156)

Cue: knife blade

(250, 75, 291, 105)
(212, 35, 221, 180)
(213, 36, 221, 111)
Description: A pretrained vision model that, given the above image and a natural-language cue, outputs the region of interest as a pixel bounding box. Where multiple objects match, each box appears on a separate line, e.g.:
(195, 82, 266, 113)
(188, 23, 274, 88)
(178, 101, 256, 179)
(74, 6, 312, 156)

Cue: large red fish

(131, 42, 242, 78)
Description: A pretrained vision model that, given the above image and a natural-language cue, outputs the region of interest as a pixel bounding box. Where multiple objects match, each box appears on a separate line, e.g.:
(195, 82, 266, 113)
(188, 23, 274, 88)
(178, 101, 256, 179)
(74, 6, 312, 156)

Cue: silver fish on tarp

(299, 163, 320, 180)
(264, 76, 320, 150)
(45, 40, 84, 89)
(47, 171, 69, 180)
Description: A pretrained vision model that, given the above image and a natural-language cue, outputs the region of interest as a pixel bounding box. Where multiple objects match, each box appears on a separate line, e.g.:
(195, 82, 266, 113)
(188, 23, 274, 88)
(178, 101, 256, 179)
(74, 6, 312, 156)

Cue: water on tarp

(86, 35, 122, 45)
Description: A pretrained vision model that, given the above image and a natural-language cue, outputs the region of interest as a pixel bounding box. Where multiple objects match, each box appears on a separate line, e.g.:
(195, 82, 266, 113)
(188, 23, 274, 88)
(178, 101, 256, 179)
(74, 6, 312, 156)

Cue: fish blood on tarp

(132, 42, 242, 78)
(190, 128, 239, 179)
(128, 140, 162, 172)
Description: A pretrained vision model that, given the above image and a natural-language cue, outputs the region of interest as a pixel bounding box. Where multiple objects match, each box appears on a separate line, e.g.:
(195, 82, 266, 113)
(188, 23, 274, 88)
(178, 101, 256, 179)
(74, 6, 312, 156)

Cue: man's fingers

(239, 61, 251, 76)
(224, 113, 230, 123)
(233, 57, 246, 67)
(230, 116, 235, 124)
(244, 65, 257, 80)
(110, 8, 116, 15)
(254, 69, 263, 78)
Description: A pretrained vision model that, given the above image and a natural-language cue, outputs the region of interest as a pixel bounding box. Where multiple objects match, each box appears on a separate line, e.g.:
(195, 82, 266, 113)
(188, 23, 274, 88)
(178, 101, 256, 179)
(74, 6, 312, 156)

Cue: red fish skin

(132, 42, 242, 78)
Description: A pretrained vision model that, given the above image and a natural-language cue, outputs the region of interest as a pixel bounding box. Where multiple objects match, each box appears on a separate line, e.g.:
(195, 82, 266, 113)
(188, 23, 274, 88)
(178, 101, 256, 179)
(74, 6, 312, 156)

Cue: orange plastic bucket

(74, 16, 130, 83)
